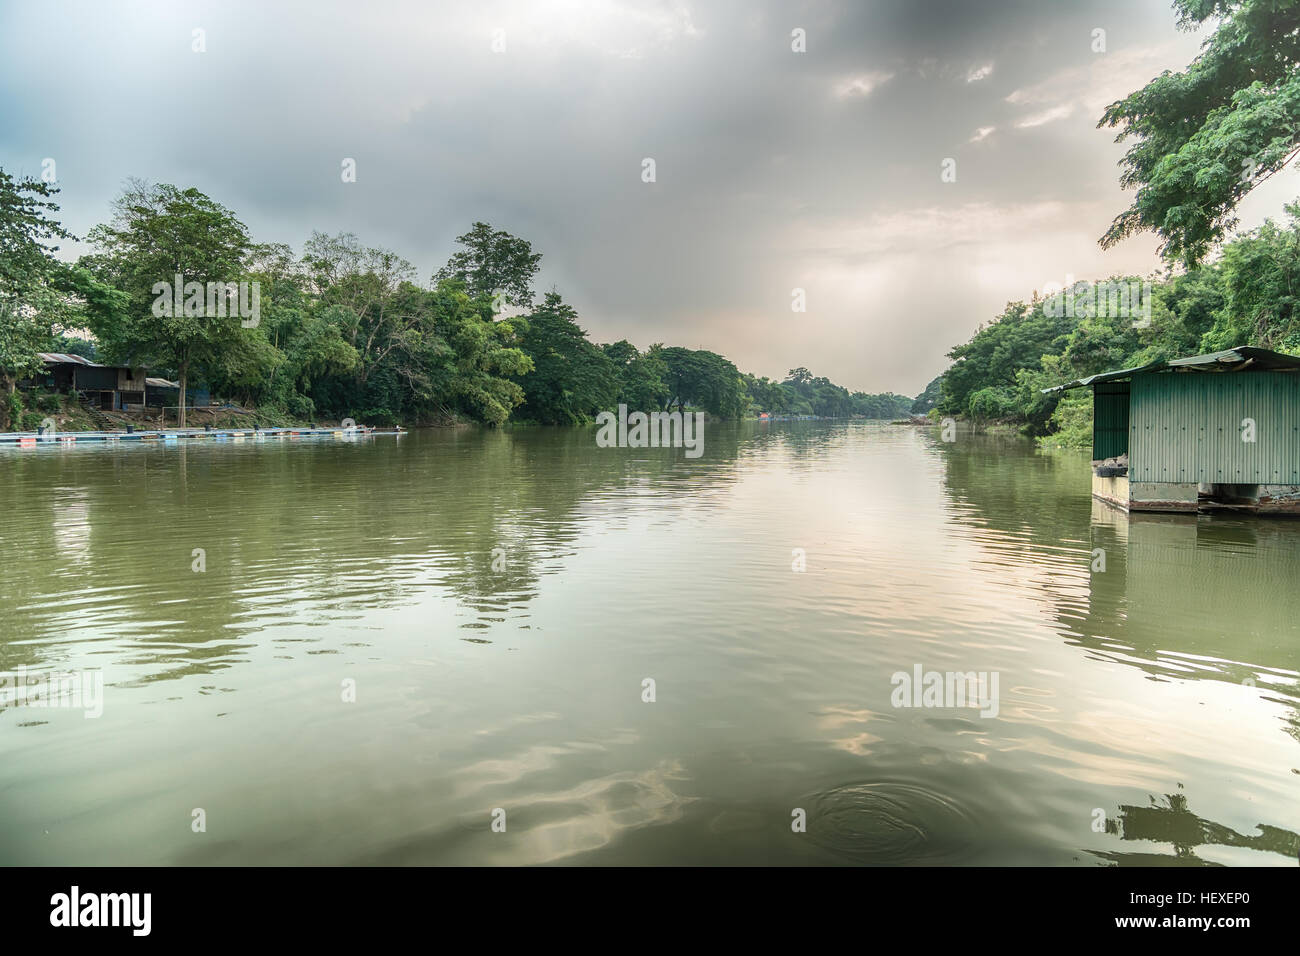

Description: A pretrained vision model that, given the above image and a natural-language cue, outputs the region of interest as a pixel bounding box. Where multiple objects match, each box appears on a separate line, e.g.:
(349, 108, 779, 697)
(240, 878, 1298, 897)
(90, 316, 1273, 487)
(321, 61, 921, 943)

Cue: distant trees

(911, 376, 942, 415)
(1, 173, 914, 430)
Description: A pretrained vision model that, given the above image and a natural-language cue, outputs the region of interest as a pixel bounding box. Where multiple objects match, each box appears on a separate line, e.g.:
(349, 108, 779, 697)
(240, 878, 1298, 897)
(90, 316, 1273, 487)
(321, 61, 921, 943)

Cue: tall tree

(0, 169, 75, 427)
(1099, 0, 1300, 266)
(83, 181, 257, 425)
(433, 222, 542, 308)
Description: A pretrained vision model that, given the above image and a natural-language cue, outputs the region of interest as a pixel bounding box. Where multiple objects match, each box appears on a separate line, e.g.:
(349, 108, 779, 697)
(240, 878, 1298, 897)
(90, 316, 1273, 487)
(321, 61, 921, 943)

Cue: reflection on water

(1092, 788, 1300, 866)
(1, 423, 1297, 865)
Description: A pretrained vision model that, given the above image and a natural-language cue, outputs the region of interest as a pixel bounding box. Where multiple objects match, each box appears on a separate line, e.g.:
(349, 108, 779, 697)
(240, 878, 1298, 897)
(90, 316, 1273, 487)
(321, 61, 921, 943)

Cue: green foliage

(935, 211, 1300, 447)
(433, 221, 542, 308)
(1099, 0, 1300, 266)
(604, 340, 670, 412)
(940, 300, 1072, 419)
(1201, 202, 1300, 351)
(851, 390, 913, 419)
(10, 178, 916, 430)
(1038, 390, 1093, 449)
(967, 386, 1014, 424)
(82, 180, 269, 424)
(911, 376, 942, 414)
(660, 347, 746, 418)
(513, 292, 617, 423)
(0, 168, 79, 428)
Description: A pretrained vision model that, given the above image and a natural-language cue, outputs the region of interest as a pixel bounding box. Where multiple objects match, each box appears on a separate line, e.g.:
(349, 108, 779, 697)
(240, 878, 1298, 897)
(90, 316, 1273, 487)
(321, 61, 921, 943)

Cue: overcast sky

(2, 0, 1296, 395)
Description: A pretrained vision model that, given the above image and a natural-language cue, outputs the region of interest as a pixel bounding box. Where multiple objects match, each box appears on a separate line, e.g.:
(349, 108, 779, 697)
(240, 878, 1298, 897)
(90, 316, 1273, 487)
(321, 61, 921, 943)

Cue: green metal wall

(1092, 382, 1130, 460)
(1129, 371, 1300, 484)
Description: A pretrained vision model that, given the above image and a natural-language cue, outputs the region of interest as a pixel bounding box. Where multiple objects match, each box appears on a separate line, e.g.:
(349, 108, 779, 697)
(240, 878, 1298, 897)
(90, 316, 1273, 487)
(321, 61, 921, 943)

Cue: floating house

(1045, 347, 1300, 514)
(34, 353, 147, 410)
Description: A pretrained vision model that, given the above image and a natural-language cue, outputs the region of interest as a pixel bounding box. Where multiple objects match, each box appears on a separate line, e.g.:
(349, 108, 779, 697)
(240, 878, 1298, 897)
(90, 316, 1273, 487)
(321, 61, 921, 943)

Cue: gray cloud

(0, 0, 1246, 394)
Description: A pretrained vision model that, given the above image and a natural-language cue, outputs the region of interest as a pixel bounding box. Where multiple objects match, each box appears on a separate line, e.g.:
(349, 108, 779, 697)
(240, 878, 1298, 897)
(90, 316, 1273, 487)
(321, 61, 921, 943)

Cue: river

(2, 422, 1297, 865)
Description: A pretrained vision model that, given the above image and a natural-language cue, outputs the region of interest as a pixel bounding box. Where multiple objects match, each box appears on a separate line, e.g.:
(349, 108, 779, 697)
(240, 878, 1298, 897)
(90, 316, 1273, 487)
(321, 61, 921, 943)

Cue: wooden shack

(36, 353, 147, 410)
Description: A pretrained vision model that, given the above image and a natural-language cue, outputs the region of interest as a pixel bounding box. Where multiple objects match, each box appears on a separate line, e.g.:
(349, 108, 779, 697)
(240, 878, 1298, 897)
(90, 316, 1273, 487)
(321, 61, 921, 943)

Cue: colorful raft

(0, 426, 404, 446)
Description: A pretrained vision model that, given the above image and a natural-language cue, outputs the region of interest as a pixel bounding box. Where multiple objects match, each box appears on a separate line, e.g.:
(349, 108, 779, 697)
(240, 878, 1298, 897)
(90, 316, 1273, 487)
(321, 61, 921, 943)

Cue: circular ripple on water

(804, 782, 978, 864)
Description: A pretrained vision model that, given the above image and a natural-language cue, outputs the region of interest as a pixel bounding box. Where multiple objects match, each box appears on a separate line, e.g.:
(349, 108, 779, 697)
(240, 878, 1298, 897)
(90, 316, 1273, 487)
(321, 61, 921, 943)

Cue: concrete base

(1130, 481, 1199, 513)
(1091, 475, 1300, 515)
(1091, 474, 1130, 511)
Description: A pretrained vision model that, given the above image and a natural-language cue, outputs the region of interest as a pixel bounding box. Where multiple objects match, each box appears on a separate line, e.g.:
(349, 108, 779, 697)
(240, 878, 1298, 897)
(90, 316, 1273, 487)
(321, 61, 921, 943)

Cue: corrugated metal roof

(1043, 347, 1300, 393)
(38, 352, 102, 367)
(146, 377, 178, 388)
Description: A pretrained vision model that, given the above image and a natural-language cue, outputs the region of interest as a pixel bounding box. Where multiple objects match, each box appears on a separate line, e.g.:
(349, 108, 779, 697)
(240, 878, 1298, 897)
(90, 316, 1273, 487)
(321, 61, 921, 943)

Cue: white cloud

(969, 125, 996, 142)
(966, 63, 994, 83)
(1005, 41, 1197, 120)
(836, 71, 895, 98)
(1015, 104, 1074, 128)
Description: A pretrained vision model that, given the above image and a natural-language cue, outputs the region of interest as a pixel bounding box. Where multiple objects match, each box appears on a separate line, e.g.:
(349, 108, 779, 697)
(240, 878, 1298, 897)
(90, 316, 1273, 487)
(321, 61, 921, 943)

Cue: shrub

(1037, 390, 1092, 449)
(967, 387, 1014, 423)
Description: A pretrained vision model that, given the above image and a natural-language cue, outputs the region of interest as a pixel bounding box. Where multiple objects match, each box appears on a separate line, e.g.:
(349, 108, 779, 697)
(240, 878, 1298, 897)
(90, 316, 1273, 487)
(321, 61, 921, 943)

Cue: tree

(968, 386, 1014, 427)
(742, 372, 791, 415)
(432, 281, 532, 425)
(1200, 202, 1300, 351)
(513, 292, 617, 423)
(660, 347, 745, 418)
(1099, 0, 1300, 266)
(433, 222, 542, 308)
(0, 169, 75, 428)
(83, 181, 259, 425)
(911, 376, 942, 415)
(302, 232, 430, 391)
(604, 340, 669, 412)
(939, 300, 1072, 416)
(851, 390, 913, 419)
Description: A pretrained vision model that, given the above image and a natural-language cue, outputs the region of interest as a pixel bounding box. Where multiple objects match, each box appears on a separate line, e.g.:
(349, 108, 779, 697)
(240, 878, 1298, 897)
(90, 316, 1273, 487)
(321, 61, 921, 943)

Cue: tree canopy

(432, 221, 542, 309)
(1099, 0, 1300, 266)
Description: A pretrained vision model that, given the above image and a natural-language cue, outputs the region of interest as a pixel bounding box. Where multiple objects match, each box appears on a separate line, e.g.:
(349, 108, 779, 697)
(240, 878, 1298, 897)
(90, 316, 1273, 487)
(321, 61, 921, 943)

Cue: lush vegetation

(933, 208, 1300, 446)
(1099, 0, 1300, 268)
(933, 0, 1300, 447)
(0, 175, 909, 430)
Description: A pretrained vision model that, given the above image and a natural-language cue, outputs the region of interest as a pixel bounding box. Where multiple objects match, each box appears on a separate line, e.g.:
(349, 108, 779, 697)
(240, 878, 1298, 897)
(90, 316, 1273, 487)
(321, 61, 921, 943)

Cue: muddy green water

(1, 422, 1297, 865)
